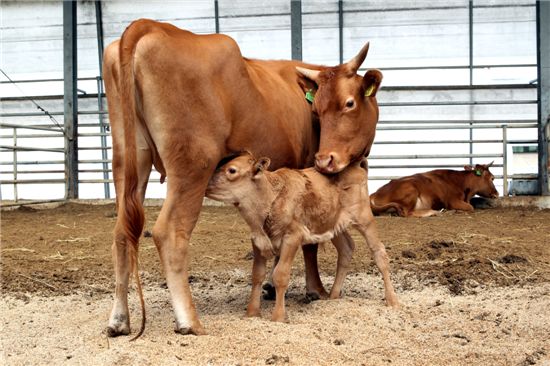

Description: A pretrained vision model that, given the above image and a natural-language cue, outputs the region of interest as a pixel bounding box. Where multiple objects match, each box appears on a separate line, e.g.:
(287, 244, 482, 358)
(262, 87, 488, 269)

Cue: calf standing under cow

(370, 163, 499, 217)
(206, 152, 399, 322)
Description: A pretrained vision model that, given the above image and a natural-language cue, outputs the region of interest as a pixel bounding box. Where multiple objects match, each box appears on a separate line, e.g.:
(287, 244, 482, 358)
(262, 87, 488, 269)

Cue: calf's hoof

(386, 297, 400, 309)
(245, 308, 261, 318)
(106, 325, 130, 338)
(271, 314, 287, 323)
(262, 283, 276, 301)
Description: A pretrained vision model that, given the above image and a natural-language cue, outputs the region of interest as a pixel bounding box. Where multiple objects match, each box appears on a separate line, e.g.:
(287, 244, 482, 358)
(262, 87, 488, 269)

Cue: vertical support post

(338, 0, 343, 64)
(468, 0, 474, 166)
(537, 1, 550, 196)
(95, 0, 110, 198)
(290, 0, 302, 61)
(13, 128, 18, 202)
(63, 1, 78, 199)
(214, 0, 220, 33)
(502, 125, 508, 197)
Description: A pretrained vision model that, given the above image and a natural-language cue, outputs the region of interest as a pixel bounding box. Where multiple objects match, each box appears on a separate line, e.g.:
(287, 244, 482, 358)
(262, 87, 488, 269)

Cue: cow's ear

(363, 69, 382, 97)
(253, 157, 271, 177)
(464, 165, 473, 171)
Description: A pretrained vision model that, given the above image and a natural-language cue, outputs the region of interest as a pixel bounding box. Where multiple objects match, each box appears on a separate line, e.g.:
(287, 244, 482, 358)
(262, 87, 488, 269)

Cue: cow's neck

(455, 170, 478, 201)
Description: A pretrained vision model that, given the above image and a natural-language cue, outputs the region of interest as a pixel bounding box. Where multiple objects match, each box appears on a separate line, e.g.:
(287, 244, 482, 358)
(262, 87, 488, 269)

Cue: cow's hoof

(262, 283, 276, 301)
(106, 325, 130, 337)
(175, 324, 207, 336)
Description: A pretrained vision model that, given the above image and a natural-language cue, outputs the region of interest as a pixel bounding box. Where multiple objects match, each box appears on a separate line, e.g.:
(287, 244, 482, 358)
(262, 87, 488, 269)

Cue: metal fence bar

(503, 125, 509, 195)
(290, 0, 302, 61)
(537, 0, 550, 195)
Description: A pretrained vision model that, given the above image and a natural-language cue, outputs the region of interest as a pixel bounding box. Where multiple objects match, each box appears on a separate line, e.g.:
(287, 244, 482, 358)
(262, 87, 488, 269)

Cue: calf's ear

(464, 165, 473, 171)
(363, 69, 382, 97)
(253, 157, 271, 177)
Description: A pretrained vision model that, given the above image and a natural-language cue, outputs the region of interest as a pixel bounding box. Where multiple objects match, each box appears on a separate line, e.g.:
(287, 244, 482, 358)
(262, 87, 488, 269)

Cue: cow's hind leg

(329, 231, 355, 299)
(355, 206, 399, 308)
(152, 175, 210, 335)
(107, 144, 152, 337)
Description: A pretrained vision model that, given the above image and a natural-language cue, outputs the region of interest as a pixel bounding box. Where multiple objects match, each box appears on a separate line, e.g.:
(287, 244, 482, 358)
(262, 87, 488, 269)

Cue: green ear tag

(305, 89, 315, 103)
(364, 84, 375, 97)
(475, 170, 482, 176)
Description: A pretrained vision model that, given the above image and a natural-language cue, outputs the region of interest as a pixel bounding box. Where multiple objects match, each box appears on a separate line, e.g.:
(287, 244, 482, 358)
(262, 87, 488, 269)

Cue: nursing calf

(206, 152, 398, 322)
(370, 163, 499, 217)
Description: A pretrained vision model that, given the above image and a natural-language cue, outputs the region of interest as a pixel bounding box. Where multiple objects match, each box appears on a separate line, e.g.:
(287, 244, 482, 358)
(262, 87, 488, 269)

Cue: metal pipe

(0, 146, 65, 153)
(215, 0, 220, 33)
(97, 78, 110, 198)
(502, 125, 508, 196)
(369, 153, 503, 159)
(537, 0, 550, 195)
(338, 0, 343, 64)
(469, 0, 474, 165)
(63, 1, 78, 199)
(12, 128, 18, 201)
(290, 0, 302, 61)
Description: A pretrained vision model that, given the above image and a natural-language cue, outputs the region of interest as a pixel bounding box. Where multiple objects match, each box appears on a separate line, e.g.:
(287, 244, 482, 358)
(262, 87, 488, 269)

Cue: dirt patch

(1, 203, 550, 365)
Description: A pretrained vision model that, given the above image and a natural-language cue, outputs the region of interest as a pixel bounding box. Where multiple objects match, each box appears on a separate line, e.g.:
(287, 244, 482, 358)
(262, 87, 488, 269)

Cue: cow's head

(206, 152, 270, 205)
(464, 162, 499, 198)
(297, 43, 382, 174)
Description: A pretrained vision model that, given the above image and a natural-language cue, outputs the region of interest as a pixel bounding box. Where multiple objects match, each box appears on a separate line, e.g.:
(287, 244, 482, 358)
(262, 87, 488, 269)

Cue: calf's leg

(271, 234, 301, 322)
(355, 206, 399, 308)
(302, 244, 329, 299)
(329, 231, 355, 299)
(246, 244, 267, 317)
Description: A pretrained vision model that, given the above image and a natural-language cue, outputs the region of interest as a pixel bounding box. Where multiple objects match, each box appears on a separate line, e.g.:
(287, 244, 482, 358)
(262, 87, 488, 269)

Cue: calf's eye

(345, 99, 354, 108)
(228, 168, 237, 174)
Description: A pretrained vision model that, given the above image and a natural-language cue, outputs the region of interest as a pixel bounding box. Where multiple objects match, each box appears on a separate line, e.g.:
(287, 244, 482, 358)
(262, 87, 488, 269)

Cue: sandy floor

(1, 203, 550, 365)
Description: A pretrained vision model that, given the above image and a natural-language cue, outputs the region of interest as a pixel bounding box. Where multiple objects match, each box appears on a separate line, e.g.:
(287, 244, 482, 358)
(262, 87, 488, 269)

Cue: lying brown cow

(206, 152, 399, 322)
(370, 163, 499, 217)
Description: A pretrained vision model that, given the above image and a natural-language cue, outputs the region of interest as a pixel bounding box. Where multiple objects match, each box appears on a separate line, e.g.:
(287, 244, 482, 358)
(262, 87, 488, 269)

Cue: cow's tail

(370, 196, 404, 217)
(117, 19, 154, 341)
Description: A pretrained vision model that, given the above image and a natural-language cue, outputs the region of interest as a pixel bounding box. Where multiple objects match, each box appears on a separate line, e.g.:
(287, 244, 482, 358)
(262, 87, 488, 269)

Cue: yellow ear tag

(364, 84, 375, 97)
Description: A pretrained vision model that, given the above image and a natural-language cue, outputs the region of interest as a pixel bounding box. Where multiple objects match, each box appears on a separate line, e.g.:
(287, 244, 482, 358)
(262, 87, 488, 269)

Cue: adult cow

(104, 19, 382, 338)
(369, 163, 499, 217)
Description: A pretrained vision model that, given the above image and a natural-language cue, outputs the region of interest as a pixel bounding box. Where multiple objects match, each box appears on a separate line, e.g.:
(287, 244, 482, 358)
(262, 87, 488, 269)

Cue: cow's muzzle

(315, 152, 343, 174)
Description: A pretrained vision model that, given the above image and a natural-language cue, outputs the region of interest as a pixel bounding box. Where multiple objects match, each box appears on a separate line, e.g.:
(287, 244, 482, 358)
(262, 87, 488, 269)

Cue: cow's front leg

(447, 199, 475, 212)
(246, 243, 267, 317)
(302, 244, 329, 300)
(356, 207, 399, 308)
(329, 231, 355, 299)
(271, 235, 301, 322)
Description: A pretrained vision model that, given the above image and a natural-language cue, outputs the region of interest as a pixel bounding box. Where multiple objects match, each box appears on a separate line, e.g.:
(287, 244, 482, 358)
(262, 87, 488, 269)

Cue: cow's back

(110, 19, 317, 173)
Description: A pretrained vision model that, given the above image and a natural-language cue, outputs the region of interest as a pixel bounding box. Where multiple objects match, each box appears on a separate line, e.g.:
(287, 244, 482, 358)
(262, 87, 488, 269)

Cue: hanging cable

(0, 68, 67, 137)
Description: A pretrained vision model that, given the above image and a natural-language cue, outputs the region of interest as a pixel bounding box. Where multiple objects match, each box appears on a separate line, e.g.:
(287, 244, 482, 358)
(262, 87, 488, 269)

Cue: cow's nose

(315, 153, 336, 173)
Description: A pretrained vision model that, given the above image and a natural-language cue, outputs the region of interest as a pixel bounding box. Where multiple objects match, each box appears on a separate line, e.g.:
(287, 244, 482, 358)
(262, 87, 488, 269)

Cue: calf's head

(206, 152, 271, 205)
(297, 43, 382, 174)
(465, 162, 499, 198)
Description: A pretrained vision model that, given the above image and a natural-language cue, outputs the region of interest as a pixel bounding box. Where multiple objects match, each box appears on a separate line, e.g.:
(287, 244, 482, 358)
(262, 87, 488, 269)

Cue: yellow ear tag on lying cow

(475, 170, 482, 176)
(305, 89, 315, 104)
(364, 84, 375, 97)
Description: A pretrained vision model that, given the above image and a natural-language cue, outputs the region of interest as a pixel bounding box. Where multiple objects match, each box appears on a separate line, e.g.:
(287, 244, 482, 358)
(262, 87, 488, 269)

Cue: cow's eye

(345, 99, 354, 108)
(228, 167, 237, 174)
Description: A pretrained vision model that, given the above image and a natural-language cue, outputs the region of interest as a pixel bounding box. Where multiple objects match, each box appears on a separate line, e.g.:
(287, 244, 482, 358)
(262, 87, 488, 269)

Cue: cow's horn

(296, 67, 320, 83)
(347, 42, 370, 73)
(488, 161, 494, 167)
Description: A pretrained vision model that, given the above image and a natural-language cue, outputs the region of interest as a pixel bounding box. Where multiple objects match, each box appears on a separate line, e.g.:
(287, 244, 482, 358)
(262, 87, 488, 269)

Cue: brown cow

(370, 163, 499, 217)
(103, 18, 382, 337)
(206, 152, 399, 322)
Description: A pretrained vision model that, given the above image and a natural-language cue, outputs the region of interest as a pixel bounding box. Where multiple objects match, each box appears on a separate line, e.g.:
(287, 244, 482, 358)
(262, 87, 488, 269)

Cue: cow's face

(465, 162, 499, 198)
(206, 152, 270, 204)
(297, 43, 382, 174)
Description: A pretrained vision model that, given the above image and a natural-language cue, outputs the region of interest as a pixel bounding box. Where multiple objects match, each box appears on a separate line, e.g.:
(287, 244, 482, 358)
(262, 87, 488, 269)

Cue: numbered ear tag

(305, 89, 315, 103)
(364, 84, 375, 97)
(475, 170, 482, 176)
